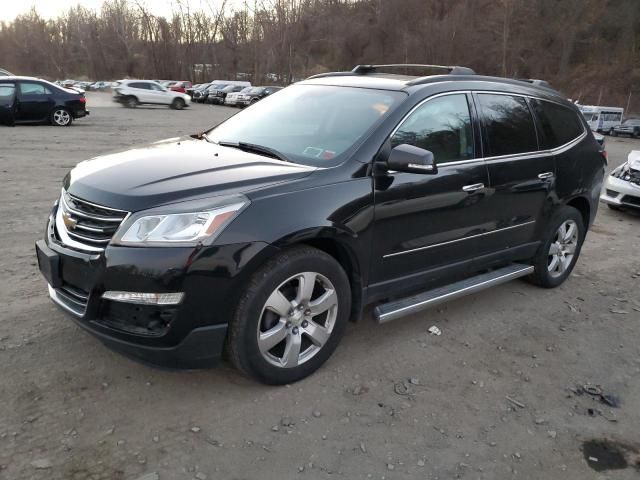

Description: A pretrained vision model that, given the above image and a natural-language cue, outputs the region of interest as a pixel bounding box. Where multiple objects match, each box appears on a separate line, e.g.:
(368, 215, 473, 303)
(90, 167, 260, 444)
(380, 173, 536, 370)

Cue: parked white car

(600, 150, 640, 210)
(224, 87, 252, 106)
(112, 80, 191, 109)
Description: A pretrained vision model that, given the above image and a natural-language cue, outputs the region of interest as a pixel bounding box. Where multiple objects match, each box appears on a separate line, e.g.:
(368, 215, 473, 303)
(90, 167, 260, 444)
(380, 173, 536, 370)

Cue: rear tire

(227, 246, 351, 385)
(611, 129, 618, 137)
(50, 108, 72, 126)
(170, 98, 185, 110)
(527, 206, 585, 288)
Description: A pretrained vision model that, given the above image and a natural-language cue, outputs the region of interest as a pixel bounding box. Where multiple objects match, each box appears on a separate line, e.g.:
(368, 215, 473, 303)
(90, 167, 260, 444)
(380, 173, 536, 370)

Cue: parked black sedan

(0, 76, 89, 126)
(611, 119, 640, 138)
(236, 86, 283, 107)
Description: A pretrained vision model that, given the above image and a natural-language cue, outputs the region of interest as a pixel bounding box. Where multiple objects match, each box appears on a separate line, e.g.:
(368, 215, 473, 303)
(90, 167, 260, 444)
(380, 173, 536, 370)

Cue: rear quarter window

(529, 99, 584, 149)
(476, 93, 538, 157)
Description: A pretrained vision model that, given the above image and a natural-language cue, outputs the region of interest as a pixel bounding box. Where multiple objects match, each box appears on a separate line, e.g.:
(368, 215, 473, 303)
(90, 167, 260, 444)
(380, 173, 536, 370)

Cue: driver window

(391, 94, 474, 163)
(0, 83, 16, 107)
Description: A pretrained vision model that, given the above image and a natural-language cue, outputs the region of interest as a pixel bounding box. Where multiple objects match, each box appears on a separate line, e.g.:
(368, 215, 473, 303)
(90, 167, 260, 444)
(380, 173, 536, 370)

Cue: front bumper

(36, 213, 278, 369)
(600, 175, 640, 209)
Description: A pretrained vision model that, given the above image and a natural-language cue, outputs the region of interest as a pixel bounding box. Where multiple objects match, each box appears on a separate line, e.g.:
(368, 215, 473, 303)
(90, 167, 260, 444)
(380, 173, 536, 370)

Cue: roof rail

(352, 64, 476, 76)
(518, 78, 552, 88)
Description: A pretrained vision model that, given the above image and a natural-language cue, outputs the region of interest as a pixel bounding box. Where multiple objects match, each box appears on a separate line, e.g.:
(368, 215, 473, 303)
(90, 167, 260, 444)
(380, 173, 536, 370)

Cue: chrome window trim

(387, 89, 587, 169)
(383, 220, 536, 259)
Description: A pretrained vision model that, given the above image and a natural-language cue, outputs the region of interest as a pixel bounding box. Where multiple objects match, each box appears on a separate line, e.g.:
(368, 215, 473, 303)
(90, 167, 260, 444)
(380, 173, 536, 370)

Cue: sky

(0, 0, 246, 22)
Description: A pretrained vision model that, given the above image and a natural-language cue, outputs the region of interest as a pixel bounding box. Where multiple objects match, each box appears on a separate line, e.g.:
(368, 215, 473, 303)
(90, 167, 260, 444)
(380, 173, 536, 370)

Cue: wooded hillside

(1, 0, 638, 111)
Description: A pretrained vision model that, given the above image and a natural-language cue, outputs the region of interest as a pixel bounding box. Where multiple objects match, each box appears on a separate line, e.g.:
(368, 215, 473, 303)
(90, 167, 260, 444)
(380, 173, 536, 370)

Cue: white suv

(113, 80, 191, 109)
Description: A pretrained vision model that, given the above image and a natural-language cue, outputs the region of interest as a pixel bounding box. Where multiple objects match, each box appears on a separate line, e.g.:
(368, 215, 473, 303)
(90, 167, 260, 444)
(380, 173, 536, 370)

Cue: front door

(0, 82, 16, 125)
(16, 81, 54, 122)
(370, 92, 490, 290)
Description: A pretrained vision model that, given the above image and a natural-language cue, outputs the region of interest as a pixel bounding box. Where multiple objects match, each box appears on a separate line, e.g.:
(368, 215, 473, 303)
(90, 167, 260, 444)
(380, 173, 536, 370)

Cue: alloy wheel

(547, 219, 578, 278)
(53, 109, 71, 126)
(257, 272, 338, 368)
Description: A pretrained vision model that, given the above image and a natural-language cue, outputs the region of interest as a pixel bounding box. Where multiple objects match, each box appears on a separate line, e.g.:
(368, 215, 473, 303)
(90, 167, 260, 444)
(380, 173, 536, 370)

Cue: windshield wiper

(218, 140, 290, 162)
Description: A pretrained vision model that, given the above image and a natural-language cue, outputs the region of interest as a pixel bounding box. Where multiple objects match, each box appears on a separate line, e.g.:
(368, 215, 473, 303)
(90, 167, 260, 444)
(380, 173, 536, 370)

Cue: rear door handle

(462, 183, 485, 192)
(538, 172, 554, 180)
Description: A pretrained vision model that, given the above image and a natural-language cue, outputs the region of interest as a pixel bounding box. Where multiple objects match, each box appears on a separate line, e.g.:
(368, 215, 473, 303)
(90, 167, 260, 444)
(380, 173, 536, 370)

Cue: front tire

(124, 96, 138, 108)
(227, 246, 351, 385)
(527, 206, 585, 288)
(50, 108, 72, 126)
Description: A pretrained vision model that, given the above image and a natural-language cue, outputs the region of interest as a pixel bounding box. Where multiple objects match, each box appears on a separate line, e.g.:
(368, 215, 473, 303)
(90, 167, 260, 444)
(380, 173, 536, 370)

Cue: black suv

(35, 64, 605, 384)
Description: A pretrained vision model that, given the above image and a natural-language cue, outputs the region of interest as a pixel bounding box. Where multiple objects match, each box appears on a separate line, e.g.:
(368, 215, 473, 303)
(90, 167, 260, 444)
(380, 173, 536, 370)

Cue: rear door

(16, 81, 54, 122)
(474, 92, 555, 252)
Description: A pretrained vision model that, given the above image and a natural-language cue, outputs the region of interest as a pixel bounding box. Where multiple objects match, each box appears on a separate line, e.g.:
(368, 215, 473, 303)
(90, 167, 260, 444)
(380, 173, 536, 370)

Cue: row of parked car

(189, 81, 283, 107)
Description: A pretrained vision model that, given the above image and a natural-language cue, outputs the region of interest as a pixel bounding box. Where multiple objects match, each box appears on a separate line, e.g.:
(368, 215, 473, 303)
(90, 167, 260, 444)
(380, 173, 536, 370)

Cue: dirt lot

(0, 92, 639, 480)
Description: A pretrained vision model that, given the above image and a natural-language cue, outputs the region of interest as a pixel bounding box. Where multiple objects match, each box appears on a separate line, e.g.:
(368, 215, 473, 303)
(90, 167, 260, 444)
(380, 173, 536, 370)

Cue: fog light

(102, 291, 184, 305)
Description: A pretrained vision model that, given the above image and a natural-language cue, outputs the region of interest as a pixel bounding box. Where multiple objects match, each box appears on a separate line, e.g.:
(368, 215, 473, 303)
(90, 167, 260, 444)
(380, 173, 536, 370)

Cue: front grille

(56, 191, 128, 251)
(52, 284, 89, 316)
(622, 195, 640, 207)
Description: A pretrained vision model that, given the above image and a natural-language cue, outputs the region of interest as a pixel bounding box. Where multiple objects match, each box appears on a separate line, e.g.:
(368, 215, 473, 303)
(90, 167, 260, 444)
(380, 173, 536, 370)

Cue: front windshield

(247, 87, 265, 95)
(624, 119, 640, 125)
(207, 84, 405, 166)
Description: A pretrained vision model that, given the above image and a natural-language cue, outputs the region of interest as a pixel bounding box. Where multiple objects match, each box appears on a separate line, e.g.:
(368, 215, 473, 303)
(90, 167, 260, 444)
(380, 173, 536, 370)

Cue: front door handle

(462, 183, 485, 192)
(538, 172, 554, 180)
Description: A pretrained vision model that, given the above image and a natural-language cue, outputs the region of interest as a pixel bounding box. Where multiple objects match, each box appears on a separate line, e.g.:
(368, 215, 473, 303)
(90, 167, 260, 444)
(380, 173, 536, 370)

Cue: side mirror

(387, 144, 437, 174)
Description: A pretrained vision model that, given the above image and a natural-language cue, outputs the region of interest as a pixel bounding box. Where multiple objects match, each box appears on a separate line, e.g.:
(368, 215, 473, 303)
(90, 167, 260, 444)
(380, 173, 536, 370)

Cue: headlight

(611, 163, 629, 179)
(112, 197, 249, 246)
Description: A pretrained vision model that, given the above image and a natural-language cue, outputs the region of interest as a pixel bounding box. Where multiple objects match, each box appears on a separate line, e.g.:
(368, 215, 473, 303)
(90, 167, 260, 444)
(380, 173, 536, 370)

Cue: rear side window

(19, 82, 52, 96)
(476, 94, 538, 157)
(129, 82, 150, 89)
(529, 99, 584, 149)
(391, 94, 474, 163)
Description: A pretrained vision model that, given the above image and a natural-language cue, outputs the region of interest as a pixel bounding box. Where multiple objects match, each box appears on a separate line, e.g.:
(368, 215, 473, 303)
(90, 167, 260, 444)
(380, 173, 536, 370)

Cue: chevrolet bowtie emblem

(62, 211, 78, 230)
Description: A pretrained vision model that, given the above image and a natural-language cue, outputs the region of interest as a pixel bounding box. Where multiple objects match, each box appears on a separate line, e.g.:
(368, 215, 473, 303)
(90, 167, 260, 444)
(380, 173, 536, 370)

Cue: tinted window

(19, 82, 51, 96)
(0, 83, 15, 106)
(391, 94, 474, 163)
(477, 94, 538, 156)
(530, 99, 584, 149)
(131, 82, 151, 90)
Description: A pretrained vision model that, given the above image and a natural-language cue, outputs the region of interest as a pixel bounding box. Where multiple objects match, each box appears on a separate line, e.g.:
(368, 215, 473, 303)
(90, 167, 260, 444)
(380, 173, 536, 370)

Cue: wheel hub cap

(257, 272, 338, 368)
(547, 219, 578, 278)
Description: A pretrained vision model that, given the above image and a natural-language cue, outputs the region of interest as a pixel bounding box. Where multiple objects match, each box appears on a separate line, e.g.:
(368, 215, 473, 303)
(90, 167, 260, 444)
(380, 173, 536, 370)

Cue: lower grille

(55, 191, 128, 252)
(622, 195, 640, 207)
(605, 189, 618, 198)
(49, 284, 89, 316)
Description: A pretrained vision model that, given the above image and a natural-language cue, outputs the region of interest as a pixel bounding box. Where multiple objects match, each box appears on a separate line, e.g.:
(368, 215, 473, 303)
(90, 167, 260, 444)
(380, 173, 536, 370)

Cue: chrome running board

(374, 264, 534, 324)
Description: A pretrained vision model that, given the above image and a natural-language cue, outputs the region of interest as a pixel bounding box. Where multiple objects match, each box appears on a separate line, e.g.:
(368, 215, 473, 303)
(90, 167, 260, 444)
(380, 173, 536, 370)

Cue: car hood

(628, 150, 640, 170)
(64, 137, 316, 212)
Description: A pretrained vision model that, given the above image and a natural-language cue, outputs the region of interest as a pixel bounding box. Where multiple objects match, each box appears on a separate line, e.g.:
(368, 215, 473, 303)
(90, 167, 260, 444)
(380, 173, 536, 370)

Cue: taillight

(79, 96, 86, 103)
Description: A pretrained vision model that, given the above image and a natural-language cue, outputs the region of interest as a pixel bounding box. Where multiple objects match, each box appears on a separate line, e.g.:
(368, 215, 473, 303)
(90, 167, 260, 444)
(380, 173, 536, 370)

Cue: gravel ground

(0, 92, 639, 480)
